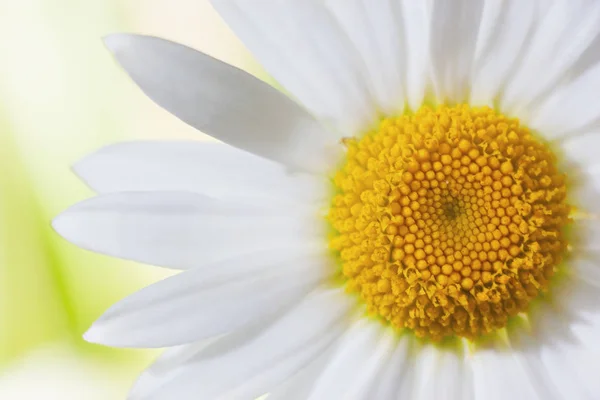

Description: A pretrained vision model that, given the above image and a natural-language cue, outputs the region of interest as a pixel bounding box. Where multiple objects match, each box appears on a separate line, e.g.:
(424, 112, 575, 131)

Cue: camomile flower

(54, 0, 600, 399)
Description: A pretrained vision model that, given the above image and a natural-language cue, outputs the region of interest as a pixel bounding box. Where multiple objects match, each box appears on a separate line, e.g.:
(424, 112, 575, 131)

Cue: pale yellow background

(0, 1, 256, 398)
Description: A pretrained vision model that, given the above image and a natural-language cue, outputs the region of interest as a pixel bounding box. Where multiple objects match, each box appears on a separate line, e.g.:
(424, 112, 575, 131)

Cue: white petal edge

(529, 61, 600, 139)
(304, 319, 396, 400)
(472, 346, 542, 400)
(209, 0, 377, 137)
(129, 287, 354, 400)
(429, 0, 484, 104)
(369, 335, 413, 399)
(555, 131, 600, 172)
(401, 0, 431, 110)
(84, 247, 333, 348)
(501, 0, 600, 117)
(325, 0, 406, 116)
(470, 0, 537, 106)
(53, 191, 323, 270)
(104, 33, 340, 172)
(412, 344, 474, 400)
(74, 141, 327, 205)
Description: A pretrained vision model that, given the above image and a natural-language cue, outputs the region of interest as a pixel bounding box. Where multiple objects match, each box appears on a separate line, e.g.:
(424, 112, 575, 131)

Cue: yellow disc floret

(328, 104, 571, 341)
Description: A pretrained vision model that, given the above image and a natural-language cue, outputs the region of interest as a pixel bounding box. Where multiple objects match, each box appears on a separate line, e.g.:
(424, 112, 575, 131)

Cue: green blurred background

(0, 1, 260, 397)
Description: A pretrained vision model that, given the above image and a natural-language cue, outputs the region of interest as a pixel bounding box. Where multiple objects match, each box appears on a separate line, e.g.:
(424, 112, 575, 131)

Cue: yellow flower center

(328, 104, 571, 341)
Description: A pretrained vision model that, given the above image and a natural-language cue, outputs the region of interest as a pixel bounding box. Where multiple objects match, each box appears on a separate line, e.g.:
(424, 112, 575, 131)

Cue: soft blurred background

(0, 1, 258, 398)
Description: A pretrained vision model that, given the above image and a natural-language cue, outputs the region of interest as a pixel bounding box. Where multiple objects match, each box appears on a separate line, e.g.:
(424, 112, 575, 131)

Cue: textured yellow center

(328, 104, 571, 341)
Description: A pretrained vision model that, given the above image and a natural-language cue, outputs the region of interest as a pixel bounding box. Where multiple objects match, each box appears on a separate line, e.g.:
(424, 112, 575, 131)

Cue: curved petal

(509, 329, 598, 400)
(501, 0, 600, 117)
(369, 335, 413, 399)
(104, 34, 339, 172)
(470, 0, 537, 106)
(557, 131, 600, 171)
(472, 345, 542, 400)
(83, 247, 333, 348)
(74, 141, 327, 205)
(209, 0, 377, 136)
(304, 320, 396, 400)
(513, 273, 600, 400)
(129, 287, 354, 399)
(325, 0, 406, 115)
(412, 344, 474, 400)
(265, 347, 335, 400)
(53, 192, 323, 270)
(529, 61, 600, 139)
(429, 0, 484, 104)
(572, 258, 600, 289)
(401, 0, 431, 111)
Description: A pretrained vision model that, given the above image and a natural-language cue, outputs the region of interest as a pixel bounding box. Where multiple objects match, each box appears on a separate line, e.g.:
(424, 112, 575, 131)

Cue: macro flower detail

(54, 1, 600, 399)
(329, 105, 571, 340)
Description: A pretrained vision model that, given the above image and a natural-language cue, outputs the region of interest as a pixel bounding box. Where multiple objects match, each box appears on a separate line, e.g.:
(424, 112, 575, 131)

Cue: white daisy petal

(429, 0, 484, 104)
(470, 0, 538, 106)
(266, 346, 336, 400)
(513, 324, 599, 400)
(472, 346, 541, 400)
(53, 191, 322, 270)
(412, 345, 474, 400)
(74, 141, 326, 205)
(84, 247, 332, 348)
(401, 0, 431, 110)
(103, 33, 338, 172)
(305, 320, 396, 399)
(529, 61, 600, 139)
(209, 0, 376, 136)
(502, 0, 600, 117)
(536, 339, 600, 400)
(557, 132, 600, 171)
(572, 258, 600, 289)
(326, 0, 405, 116)
(505, 334, 567, 400)
(572, 218, 600, 252)
(523, 275, 600, 400)
(130, 323, 267, 399)
(567, 168, 600, 214)
(131, 287, 354, 400)
(370, 335, 413, 399)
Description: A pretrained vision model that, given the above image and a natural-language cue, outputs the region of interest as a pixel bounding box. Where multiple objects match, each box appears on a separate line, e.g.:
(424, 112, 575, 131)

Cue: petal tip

(51, 213, 72, 240)
(102, 33, 128, 52)
(103, 33, 146, 56)
(82, 326, 102, 344)
(83, 322, 121, 347)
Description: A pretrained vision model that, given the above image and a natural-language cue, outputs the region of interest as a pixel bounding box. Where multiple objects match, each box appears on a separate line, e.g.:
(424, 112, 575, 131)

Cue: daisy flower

(54, 0, 600, 399)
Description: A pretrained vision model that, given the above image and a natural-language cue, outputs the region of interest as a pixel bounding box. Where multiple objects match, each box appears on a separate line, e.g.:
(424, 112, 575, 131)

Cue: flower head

(55, 1, 600, 399)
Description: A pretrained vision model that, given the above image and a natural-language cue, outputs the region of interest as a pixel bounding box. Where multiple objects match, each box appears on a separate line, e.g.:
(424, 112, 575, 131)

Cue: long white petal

(429, 0, 484, 104)
(502, 0, 600, 117)
(369, 335, 413, 399)
(266, 347, 335, 400)
(529, 61, 600, 139)
(305, 320, 395, 399)
(557, 132, 600, 171)
(130, 287, 354, 400)
(325, 0, 406, 115)
(104, 34, 339, 172)
(470, 0, 537, 106)
(401, 0, 431, 110)
(472, 345, 541, 400)
(412, 344, 474, 400)
(74, 141, 326, 205)
(517, 273, 600, 399)
(209, 0, 377, 136)
(83, 247, 333, 348)
(53, 191, 323, 270)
